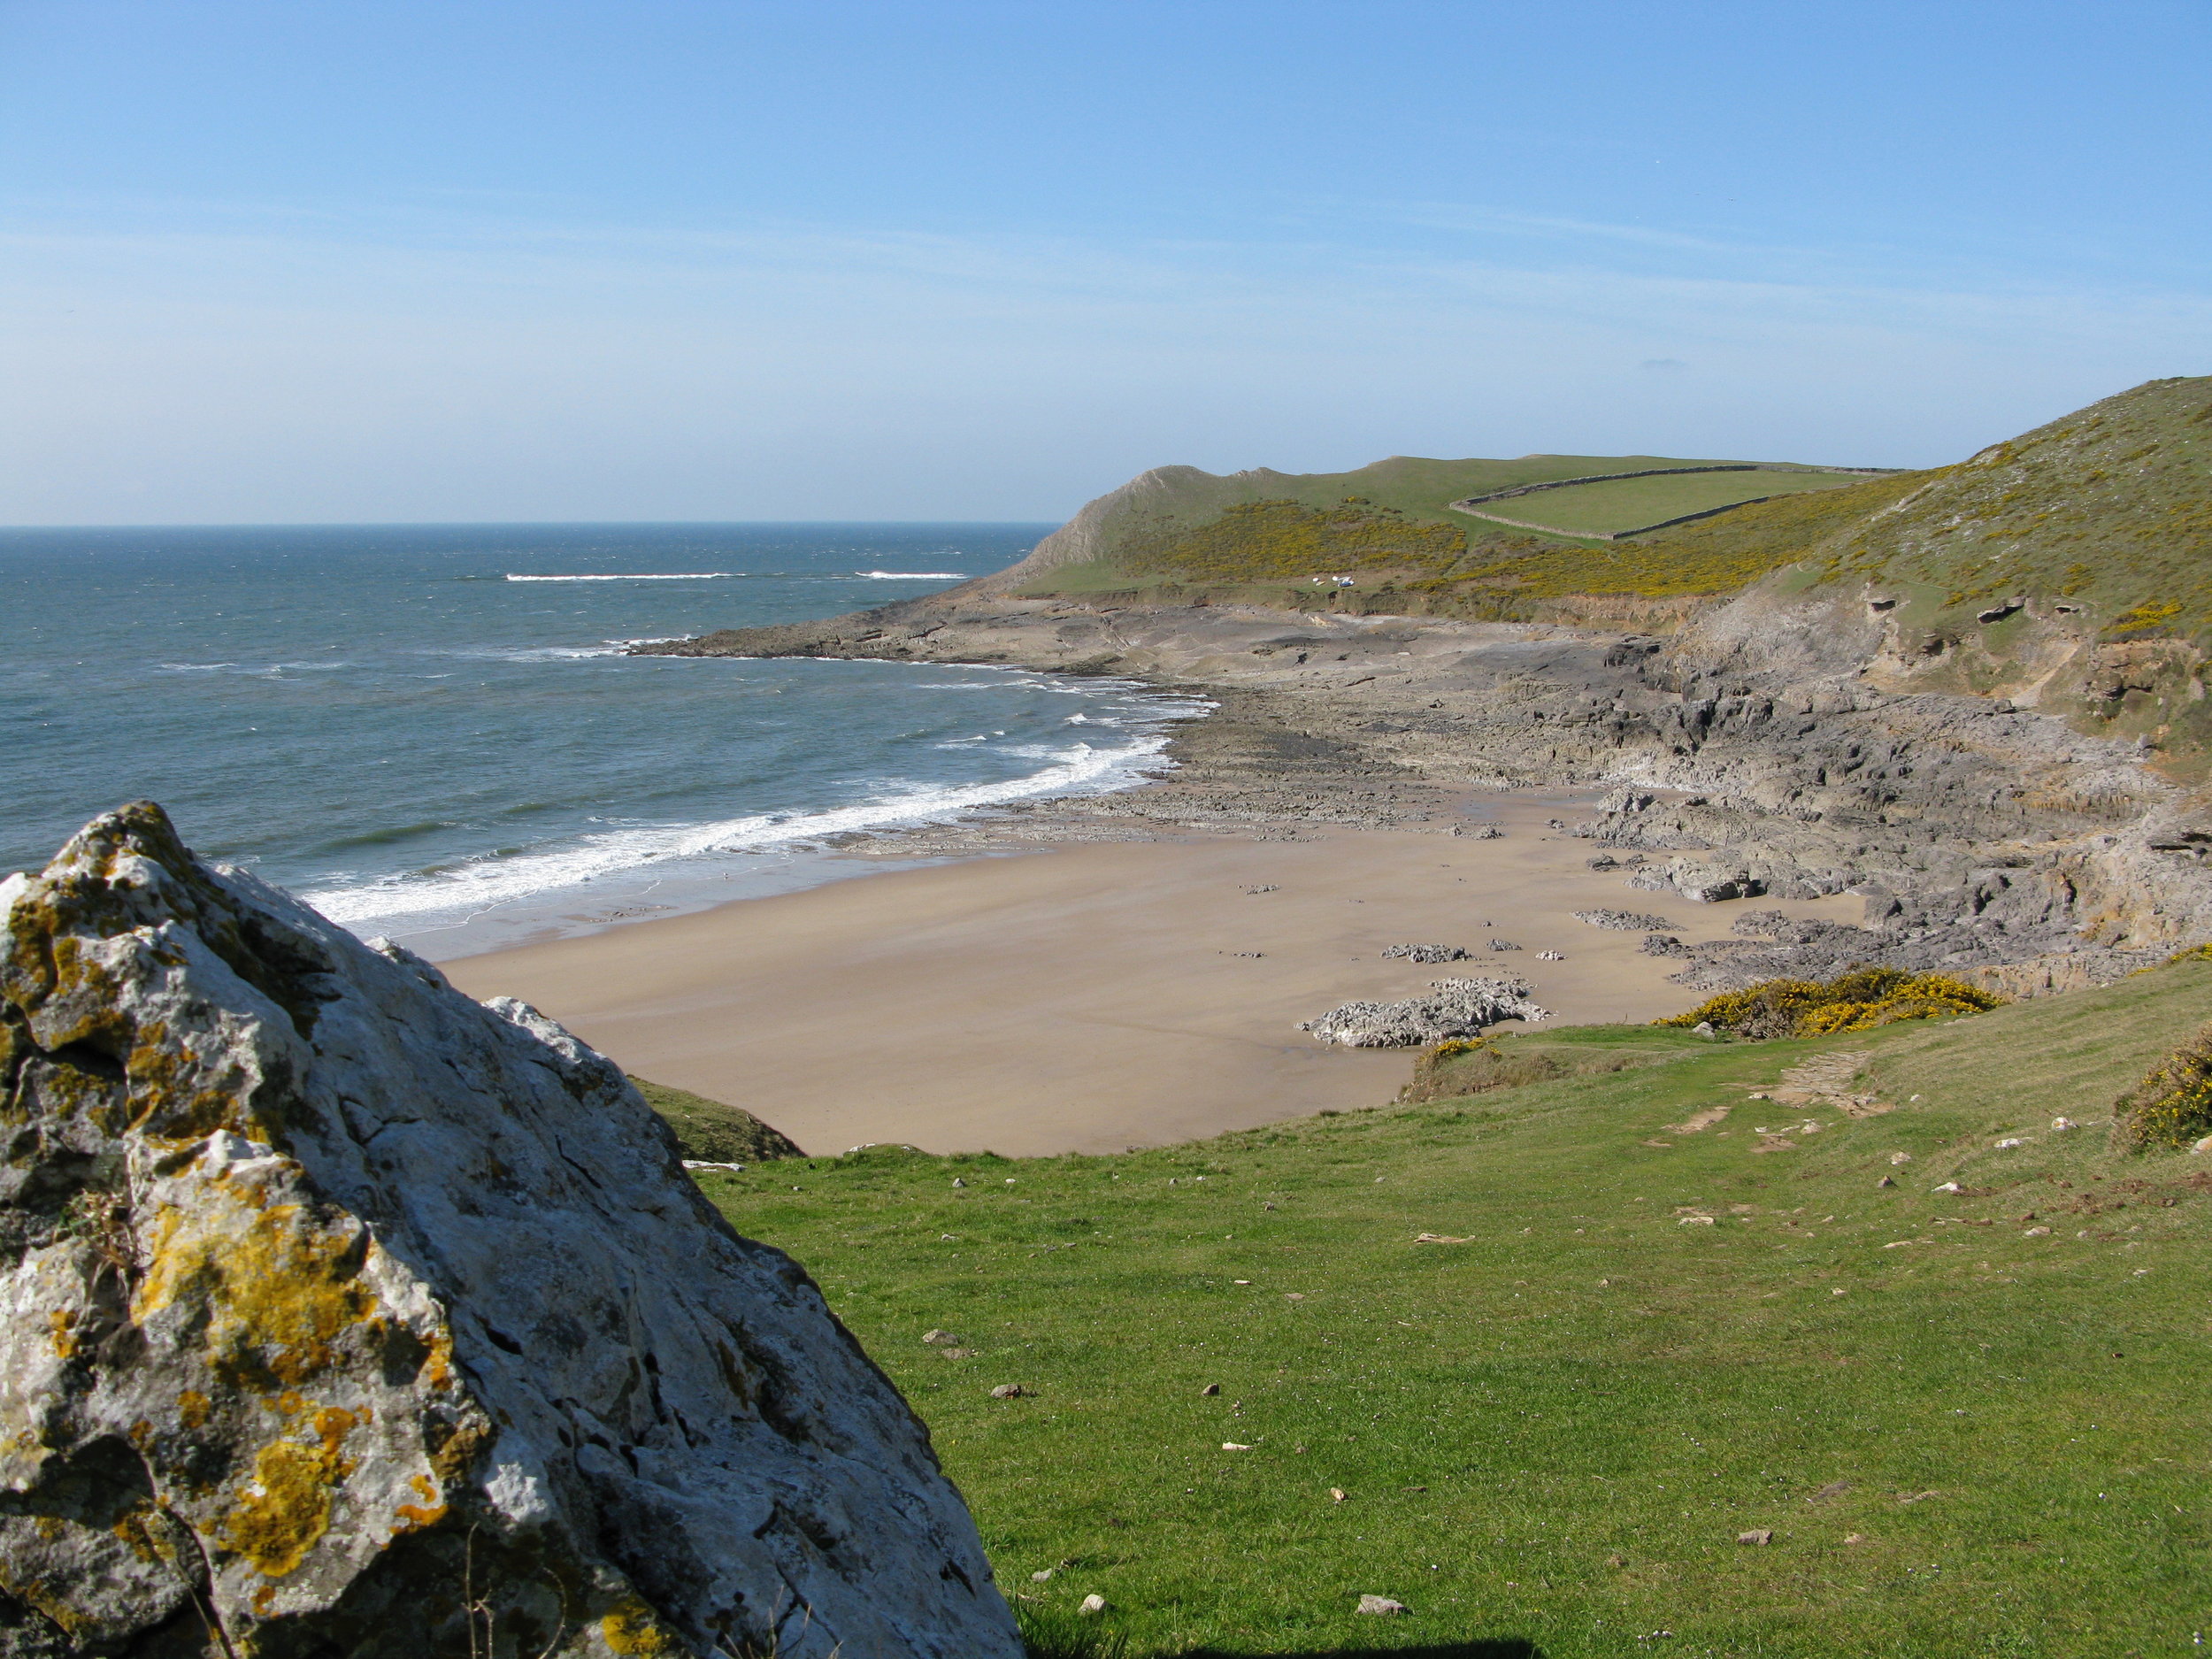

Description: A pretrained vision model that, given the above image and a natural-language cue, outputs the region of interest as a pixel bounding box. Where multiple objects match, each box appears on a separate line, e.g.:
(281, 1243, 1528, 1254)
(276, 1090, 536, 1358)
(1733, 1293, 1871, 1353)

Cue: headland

(460, 375, 2212, 1152)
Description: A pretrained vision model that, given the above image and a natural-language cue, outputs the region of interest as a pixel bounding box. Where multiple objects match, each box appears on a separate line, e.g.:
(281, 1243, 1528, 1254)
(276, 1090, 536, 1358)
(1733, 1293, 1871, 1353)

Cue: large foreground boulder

(0, 803, 1021, 1658)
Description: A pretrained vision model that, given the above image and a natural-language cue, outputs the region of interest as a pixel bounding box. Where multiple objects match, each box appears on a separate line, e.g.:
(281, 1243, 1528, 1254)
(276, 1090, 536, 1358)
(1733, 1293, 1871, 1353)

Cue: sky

(2, 0, 2207, 525)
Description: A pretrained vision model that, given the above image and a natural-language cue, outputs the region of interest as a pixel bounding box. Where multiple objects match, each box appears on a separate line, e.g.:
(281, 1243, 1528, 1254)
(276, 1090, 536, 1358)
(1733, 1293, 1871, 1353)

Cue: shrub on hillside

(2113, 1022, 2212, 1152)
(1656, 966, 2003, 1040)
(1117, 498, 1467, 583)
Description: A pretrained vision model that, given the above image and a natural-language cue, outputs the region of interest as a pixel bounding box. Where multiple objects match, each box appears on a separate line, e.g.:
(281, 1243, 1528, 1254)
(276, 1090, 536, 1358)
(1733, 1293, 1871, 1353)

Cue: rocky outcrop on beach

(1300, 977, 1548, 1047)
(634, 381, 2212, 994)
(634, 580, 2212, 994)
(0, 803, 1018, 1658)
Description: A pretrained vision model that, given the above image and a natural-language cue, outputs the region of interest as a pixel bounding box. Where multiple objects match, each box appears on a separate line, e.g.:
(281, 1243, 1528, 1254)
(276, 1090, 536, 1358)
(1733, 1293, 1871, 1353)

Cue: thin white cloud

(0, 198, 2202, 522)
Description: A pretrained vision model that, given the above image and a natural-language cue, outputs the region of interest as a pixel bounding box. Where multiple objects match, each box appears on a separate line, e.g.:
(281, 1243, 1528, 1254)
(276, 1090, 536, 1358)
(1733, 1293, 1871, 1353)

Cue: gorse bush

(1118, 498, 1468, 583)
(2113, 1020, 2212, 1151)
(1657, 967, 2004, 1040)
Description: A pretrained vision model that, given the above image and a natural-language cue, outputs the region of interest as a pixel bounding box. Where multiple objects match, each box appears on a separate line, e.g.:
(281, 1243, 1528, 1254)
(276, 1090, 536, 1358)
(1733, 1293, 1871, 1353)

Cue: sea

(0, 524, 1206, 957)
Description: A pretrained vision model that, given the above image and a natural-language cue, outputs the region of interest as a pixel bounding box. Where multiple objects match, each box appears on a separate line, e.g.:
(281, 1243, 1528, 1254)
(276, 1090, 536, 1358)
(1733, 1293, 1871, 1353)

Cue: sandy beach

(444, 793, 1864, 1156)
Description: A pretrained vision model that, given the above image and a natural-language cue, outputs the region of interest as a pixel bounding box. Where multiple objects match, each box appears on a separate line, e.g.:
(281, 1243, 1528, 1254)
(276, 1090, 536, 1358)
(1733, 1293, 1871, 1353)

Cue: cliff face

(0, 803, 1019, 1658)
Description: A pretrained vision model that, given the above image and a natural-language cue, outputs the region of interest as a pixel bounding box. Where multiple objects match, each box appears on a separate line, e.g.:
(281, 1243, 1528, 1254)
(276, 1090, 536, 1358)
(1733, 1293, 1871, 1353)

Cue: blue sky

(2, 0, 2207, 523)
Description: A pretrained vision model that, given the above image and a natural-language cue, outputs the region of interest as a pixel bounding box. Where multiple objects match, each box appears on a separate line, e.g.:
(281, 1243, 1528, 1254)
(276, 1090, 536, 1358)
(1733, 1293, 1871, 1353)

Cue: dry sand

(444, 794, 1863, 1157)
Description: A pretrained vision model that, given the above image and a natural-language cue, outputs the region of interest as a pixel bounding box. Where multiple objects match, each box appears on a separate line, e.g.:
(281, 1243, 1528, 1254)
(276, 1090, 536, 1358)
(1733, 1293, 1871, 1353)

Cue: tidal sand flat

(445, 799, 1863, 1156)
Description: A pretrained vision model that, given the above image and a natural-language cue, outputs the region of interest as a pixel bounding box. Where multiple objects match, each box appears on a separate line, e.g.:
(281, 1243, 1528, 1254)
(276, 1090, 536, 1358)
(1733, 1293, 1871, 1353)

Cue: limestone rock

(1573, 909, 1677, 932)
(1381, 943, 1470, 964)
(1356, 1594, 1407, 1616)
(1298, 978, 1548, 1047)
(0, 803, 1019, 1658)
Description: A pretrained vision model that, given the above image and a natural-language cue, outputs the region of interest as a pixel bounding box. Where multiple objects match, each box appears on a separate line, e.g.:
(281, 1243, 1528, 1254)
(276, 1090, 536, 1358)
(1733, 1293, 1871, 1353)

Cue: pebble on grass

(1079, 1594, 1107, 1616)
(1356, 1595, 1408, 1617)
(1738, 1529, 1773, 1546)
(990, 1384, 1025, 1399)
(1201, 1382, 1221, 1396)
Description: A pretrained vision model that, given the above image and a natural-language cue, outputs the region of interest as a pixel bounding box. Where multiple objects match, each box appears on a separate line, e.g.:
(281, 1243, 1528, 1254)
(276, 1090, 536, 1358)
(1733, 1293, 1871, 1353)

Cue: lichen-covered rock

(0, 803, 1021, 1658)
(1298, 977, 1548, 1047)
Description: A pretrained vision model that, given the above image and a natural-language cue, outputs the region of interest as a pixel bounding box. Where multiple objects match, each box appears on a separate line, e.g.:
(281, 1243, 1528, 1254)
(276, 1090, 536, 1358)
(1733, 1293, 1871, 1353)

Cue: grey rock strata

(0, 803, 1019, 1659)
(1300, 978, 1548, 1047)
(631, 549, 2212, 990)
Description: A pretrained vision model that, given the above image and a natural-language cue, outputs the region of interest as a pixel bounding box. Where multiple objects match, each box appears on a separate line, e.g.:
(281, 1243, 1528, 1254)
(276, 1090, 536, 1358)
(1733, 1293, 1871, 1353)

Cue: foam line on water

(856, 570, 967, 579)
(504, 572, 733, 582)
(303, 737, 1172, 929)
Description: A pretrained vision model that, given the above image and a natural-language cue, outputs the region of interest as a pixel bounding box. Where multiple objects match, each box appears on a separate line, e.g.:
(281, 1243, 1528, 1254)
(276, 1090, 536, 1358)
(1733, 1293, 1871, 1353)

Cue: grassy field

(695, 957, 2212, 1657)
(1018, 378, 2209, 668)
(1077, 455, 1764, 546)
(1463, 470, 1860, 538)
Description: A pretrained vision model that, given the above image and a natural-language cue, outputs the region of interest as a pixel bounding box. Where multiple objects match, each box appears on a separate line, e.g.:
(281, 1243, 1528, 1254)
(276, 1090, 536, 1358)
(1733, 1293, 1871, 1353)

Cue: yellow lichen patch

(219, 1417, 357, 1579)
(123, 1019, 263, 1142)
(131, 1180, 383, 1391)
(111, 1502, 180, 1567)
(600, 1598, 680, 1655)
(392, 1471, 447, 1533)
(426, 1417, 489, 1486)
(420, 1326, 455, 1391)
(311, 1406, 359, 1459)
(47, 1310, 77, 1360)
(178, 1390, 212, 1429)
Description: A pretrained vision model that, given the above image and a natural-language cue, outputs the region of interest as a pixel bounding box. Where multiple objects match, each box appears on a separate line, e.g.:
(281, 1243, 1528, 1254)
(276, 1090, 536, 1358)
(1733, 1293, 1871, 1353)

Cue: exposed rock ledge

(0, 803, 1019, 1658)
(634, 580, 2212, 992)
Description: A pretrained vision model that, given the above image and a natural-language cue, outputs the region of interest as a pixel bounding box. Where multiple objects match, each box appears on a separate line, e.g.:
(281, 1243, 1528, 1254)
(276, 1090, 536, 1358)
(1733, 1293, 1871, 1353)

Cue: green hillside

(1109, 454, 1777, 541)
(1016, 380, 2212, 653)
(1463, 466, 1864, 539)
(1810, 376, 2212, 640)
(695, 956, 2212, 1657)
(1015, 453, 1874, 602)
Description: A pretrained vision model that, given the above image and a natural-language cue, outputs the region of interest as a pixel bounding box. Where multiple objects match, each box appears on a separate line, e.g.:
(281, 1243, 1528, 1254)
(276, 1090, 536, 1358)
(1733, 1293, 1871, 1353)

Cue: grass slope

(1017, 380, 2210, 659)
(1811, 376, 2212, 643)
(1464, 469, 1860, 539)
(1014, 456, 1866, 602)
(1105, 456, 1770, 542)
(631, 1075, 803, 1164)
(699, 959, 2212, 1657)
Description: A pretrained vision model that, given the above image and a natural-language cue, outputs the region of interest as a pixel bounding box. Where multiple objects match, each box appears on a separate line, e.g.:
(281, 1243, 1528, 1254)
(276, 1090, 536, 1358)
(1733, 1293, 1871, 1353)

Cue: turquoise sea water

(1, 524, 1202, 955)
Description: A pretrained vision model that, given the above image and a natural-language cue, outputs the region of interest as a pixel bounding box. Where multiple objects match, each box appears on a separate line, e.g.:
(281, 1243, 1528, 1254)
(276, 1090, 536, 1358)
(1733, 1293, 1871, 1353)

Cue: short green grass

(632, 1075, 803, 1163)
(1461, 470, 1859, 538)
(701, 960, 2212, 1657)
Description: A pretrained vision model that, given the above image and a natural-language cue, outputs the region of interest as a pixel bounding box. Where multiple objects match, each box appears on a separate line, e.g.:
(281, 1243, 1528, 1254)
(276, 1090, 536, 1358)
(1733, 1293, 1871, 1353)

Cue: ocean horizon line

(0, 516, 1064, 534)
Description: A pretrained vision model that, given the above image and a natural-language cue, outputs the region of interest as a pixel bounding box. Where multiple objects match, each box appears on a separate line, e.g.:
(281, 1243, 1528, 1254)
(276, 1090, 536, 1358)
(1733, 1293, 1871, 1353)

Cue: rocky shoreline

(633, 579, 2212, 996)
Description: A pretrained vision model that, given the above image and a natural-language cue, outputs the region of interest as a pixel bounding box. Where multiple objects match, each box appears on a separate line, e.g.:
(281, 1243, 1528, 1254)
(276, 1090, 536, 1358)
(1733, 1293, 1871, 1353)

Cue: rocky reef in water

(0, 803, 1020, 1658)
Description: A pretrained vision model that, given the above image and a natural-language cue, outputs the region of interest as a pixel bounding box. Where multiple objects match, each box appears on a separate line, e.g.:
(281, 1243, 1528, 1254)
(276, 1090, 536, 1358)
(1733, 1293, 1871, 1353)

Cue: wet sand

(444, 795, 1863, 1156)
